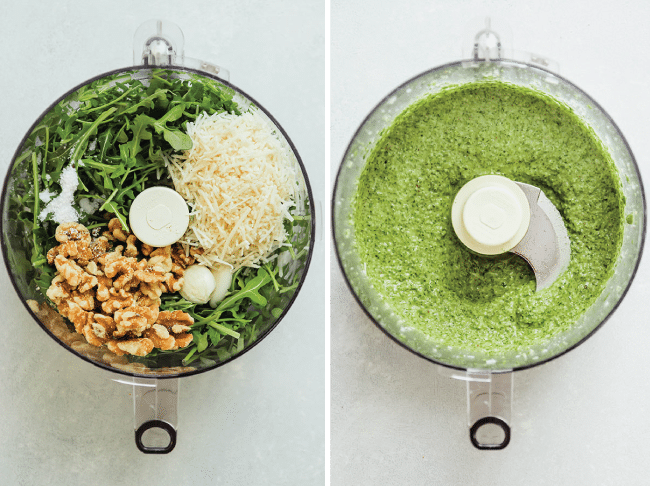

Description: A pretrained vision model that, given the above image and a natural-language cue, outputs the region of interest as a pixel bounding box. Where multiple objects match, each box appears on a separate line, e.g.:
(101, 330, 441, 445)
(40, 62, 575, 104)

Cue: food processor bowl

(333, 57, 645, 447)
(1, 22, 315, 453)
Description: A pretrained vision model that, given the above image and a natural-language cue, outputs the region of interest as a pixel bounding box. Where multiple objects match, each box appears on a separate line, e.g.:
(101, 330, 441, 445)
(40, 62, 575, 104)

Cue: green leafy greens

(8, 68, 311, 370)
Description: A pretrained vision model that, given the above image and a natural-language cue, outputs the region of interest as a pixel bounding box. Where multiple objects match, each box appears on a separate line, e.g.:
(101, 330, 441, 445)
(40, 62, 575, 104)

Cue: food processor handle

(466, 371, 512, 450)
(440, 368, 513, 449)
(464, 17, 560, 73)
(132, 377, 179, 454)
(133, 19, 231, 81)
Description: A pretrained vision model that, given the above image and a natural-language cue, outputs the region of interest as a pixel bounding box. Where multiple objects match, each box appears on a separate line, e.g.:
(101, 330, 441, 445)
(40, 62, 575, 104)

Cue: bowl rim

(1, 64, 316, 379)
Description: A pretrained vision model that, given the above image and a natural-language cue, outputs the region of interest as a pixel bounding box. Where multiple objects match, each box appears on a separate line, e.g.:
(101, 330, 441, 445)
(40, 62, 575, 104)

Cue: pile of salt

(38, 164, 80, 224)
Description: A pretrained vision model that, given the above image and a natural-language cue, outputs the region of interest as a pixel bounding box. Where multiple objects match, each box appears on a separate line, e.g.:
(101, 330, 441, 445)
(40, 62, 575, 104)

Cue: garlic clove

(180, 264, 216, 304)
(209, 264, 233, 308)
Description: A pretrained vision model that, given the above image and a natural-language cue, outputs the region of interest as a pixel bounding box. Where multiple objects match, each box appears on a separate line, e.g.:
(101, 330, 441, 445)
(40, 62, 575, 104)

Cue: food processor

(1, 20, 315, 453)
(333, 19, 645, 449)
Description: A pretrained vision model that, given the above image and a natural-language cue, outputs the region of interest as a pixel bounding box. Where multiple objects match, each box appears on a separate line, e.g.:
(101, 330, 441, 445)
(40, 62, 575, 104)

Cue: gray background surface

(0, 1, 324, 485)
(331, 0, 650, 485)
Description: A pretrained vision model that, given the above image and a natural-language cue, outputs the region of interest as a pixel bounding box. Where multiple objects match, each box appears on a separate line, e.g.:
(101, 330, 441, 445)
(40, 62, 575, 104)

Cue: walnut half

(45, 222, 194, 358)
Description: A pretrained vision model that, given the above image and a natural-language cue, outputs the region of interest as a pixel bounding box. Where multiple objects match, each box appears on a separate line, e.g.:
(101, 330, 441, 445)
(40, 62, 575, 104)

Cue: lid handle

(132, 19, 231, 81)
(472, 17, 502, 61)
(464, 16, 561, 72)
(134, 19, 185, 67)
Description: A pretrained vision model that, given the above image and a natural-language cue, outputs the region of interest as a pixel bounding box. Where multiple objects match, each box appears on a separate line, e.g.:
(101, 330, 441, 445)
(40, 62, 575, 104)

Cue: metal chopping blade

(509, 182, 571, 290)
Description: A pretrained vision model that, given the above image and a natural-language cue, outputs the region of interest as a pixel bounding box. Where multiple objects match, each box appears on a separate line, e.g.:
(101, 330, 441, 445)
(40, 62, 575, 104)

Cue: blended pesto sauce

(353, 81, 625, 354)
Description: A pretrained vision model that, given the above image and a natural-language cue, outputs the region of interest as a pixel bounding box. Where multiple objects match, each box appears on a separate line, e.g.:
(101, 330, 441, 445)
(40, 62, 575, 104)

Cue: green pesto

(353, 81, 625, 353)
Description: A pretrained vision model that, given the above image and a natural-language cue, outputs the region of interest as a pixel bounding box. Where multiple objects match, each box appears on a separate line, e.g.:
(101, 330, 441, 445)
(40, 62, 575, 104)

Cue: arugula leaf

(216, 268, 272, 311)
(102, 201, 128, 231)
(126, 114, 154, 157)
(70, 106, 116, 162)
(195, 332, 209, 353)
(207, 326, 221, 346)
(146, 103, 193, 151)
(156, 103, 186, 124)
(208, 322, 241, 339)
(162, 129, 193, 151)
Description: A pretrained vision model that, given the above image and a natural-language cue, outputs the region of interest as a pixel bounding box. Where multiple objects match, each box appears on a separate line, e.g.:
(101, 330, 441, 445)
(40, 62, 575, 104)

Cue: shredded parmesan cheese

(167, 110, 298, 270)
